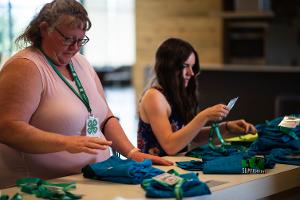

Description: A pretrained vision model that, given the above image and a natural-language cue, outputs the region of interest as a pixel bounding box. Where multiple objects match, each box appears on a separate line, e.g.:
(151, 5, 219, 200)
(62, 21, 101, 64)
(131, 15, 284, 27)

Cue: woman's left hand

(226, 119, 257, 134)
(130, 151, 174, 166)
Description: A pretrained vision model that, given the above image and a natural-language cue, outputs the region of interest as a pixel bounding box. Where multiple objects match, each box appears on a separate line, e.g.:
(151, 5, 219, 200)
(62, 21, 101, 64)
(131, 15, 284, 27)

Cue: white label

(153, 173, 183, 186)
(278, 116, 300, 128)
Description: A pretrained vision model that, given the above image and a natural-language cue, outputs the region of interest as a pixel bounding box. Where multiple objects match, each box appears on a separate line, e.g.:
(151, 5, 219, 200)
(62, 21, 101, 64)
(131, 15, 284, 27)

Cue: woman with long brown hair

(137, 38, 256, 156)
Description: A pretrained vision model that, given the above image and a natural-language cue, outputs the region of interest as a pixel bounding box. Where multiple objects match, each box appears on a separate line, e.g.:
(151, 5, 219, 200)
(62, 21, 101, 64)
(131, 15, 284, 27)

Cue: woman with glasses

(0, 0, 172, 188)
(137, 38, 256, 156)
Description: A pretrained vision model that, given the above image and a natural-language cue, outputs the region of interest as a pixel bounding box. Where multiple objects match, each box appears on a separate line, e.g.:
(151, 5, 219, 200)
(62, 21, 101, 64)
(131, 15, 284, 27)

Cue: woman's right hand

(200, 104, 229, 122)
(65, 136, 112, 154)
(129, 151, 174, 166)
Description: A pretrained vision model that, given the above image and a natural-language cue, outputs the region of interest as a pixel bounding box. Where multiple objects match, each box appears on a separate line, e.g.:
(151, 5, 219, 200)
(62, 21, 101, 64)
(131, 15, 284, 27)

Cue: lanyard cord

(16, 177, 82, 199)
(168, 170, 184, 200)
(208, 123, 230, 152)
(44, 54, 92, 113)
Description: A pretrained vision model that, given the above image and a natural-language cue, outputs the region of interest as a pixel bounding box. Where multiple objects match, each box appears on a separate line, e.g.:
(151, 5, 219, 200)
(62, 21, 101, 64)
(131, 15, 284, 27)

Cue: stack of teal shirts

(176, 154, 275, 174)
(249, 115, 300, 155)
(247, 115, 300, 166)
(266, 148, 300, 165)
(141, 170, 211, 199)
(82, 155, 164, 184)
(185, 144, 246, 161)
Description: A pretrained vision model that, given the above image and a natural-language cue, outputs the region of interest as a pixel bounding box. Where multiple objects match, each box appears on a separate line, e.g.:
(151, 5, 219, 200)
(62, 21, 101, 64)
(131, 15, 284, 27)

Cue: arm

(192, 122, 230, 145)
(140, 89, 229, 155)
(223, 119, 257, 136)
(193, 120, 257, 145)
(101, 112, 172, 166)
(0, 59, 111, 154)
(92, 71, 173, 166)
(91, 68, 136, 156)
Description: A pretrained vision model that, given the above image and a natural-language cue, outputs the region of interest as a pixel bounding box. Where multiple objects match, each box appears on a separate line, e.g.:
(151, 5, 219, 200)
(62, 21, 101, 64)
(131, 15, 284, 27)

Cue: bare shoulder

(141, 88, 167, 106)
(0, 58, 41, 83)
(140, 88, 170, 118)
(140, 88, 170, 110)
(0, 58, 43, 120)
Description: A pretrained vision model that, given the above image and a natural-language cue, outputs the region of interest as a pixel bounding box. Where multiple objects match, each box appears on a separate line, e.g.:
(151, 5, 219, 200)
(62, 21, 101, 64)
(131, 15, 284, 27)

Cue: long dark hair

(154, 38, 200, 123)
(15, 0, 91, 48)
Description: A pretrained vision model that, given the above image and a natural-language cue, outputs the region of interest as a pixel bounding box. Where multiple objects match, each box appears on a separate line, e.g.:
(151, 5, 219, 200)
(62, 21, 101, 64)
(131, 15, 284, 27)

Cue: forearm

(193, 122, 228, 144)
(161, 113, 209, 155)
(0, 120, 67, 153)
(192, 126, 210, 144)
(102, 117, 135, 157)
(198, 122, 229, 137)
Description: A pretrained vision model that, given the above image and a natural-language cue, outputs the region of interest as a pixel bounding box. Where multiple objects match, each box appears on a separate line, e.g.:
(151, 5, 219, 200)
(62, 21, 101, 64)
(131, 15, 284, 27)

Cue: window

(0, 0, 136, 70)
(84, 0, 135, 69)
(0, 0, 50, 66)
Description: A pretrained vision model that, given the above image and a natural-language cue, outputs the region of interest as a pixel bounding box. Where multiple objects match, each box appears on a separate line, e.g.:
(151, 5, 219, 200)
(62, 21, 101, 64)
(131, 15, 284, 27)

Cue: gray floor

(104, 86, 138, 146)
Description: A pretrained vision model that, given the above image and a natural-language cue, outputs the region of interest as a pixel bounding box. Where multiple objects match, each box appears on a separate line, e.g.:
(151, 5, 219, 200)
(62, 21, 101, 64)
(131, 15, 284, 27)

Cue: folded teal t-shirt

(82, 155, 164, 184)
(141, 171, 211, 198)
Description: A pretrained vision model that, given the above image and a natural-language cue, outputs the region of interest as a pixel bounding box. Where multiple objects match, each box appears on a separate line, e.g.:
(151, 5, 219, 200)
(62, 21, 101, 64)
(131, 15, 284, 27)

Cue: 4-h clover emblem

(87, 118, 98, 135)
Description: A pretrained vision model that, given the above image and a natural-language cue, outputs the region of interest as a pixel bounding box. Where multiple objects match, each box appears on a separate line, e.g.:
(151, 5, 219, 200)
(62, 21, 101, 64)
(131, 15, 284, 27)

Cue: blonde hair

(15, 0, 91, 48)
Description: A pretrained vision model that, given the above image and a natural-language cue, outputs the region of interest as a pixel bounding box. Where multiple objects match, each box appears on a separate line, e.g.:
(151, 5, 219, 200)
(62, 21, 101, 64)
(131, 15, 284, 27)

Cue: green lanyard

(44, 55, 92, 114)
(170, 170, 184, 200)
(0, 193, 22, 200)
(208, 123, 230, 152)
(15, 177, 82, 200)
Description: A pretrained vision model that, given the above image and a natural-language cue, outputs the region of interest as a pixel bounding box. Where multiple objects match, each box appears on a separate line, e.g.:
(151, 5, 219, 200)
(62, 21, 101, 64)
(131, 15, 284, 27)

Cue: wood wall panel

(136, 0, 221, 17)
(134, 0, 223, 99)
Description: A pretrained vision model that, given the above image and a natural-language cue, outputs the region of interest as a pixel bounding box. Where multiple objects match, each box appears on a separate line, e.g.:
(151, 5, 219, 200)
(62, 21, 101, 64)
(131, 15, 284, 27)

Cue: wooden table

(1, 156, 300, 199)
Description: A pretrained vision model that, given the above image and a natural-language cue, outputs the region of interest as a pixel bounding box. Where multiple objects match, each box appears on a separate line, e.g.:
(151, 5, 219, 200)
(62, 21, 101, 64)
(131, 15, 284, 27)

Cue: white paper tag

(153, 173, 183, 186)
(86, 115, 101, 137)
(278, 116, 300, 128)
(227, 97, 239, 110)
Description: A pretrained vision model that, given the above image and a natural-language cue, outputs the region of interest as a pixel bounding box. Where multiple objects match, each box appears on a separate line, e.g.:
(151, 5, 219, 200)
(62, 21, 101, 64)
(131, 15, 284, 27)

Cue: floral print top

(137, 88, 187, 156)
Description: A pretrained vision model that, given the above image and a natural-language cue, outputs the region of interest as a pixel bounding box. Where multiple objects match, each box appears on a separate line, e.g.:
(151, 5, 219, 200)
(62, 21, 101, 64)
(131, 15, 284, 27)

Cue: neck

(39, 47, 57, 64)
(39, 48, 70, 68)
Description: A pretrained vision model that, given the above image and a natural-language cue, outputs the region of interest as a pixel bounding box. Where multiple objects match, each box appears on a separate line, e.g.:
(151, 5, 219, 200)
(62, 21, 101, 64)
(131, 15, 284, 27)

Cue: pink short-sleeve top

(0, 47, 111, 188)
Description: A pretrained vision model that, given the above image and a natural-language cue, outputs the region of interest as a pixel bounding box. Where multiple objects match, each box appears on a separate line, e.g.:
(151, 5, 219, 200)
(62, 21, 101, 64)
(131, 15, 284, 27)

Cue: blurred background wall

(1, 0, 300, 141)
(134, 0, 300, 124)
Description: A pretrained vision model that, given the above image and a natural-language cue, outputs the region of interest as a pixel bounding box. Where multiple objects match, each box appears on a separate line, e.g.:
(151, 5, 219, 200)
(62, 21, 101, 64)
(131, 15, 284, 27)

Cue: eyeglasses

(54, 27, 89, 47)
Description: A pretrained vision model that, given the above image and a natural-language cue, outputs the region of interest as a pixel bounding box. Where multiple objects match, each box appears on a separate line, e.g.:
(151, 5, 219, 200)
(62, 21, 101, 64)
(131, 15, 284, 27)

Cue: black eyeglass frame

(54, 27, 89, 47)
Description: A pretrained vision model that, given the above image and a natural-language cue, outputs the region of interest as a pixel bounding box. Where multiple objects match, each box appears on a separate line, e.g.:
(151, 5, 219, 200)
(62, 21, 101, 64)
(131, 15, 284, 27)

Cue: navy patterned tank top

(137, 87, 187, 156)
